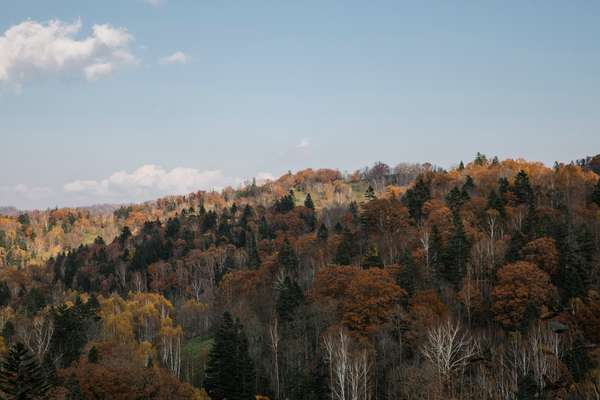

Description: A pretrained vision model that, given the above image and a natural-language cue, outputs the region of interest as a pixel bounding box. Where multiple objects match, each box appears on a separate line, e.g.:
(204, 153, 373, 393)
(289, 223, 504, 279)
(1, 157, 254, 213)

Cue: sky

(1, 1, 599, 209)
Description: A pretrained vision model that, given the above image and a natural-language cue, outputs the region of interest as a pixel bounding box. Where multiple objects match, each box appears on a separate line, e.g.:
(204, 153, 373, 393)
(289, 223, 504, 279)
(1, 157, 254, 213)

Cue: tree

(204, 312, 255, 400)
(402, 177, 430, 221)
(317, 224, 329, 241)
(592, 179, 600, 206)
(491, 262, 558, 330)
(421, 320, 478, 394)
(276, 277, 304, 324)
(304, 194, 315, 210)
(513, 170, 534, 205)
(278, 239, 298, 275)
(0, 342, 50, 400)
(442, 212, 470, 285)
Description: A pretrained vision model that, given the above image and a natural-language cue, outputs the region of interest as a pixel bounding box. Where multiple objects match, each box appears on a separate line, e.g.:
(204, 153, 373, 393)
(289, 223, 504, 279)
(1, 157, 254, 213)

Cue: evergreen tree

(276, 277, 305, 323)
(498, 177, 510, 196)
(462, 175, 475, 194)
(592, 179, 600, 207)
(87, 346, 99, 364)
(402, 177, 430, 221)
(0, 342, 50, 400)
(513, 170, 534, 205)
(458, 161, 465, 171)
(506, 230, 525, 263)
(445, 187, 466, 211)
(258, 216, 273, 240)
(204, 313, 256, 400)
(334, 230, 355, 266)
(317, 224, 328, 241)
(274, 191, 295, 213)
(278, 239, 298, 274)
(430, 224, 444, 273)
(474, 152, 488, 166)
(487, 189, 506, 218)
(246, 233, 261, 269)
(563, 336, 592, 382)
(304, 193, 315, 209)
(443, 211, 471, 285)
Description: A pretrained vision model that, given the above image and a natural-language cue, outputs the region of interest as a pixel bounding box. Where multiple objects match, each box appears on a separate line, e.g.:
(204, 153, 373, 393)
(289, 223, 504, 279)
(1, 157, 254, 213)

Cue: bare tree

(421, 319, 478, 395)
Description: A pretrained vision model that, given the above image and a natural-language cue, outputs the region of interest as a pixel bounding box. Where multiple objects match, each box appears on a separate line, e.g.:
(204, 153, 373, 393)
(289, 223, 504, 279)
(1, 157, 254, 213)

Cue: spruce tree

(334, 230, 355, 266)
(246, 233, 261, 269)
(317, 224, 328, 241)
(443, 211, 471, 285)
(0, 342, 50, 400)
(278, 239, 298, 274)
(402, 177, 430, 222)
(304, 193, 315, 209)
(513, 170, 534, 205)
(204, 313, 256, 400)
(276, 277, 305, 323)
(487, 189, 506, 218)
(592, 179, 600, 207)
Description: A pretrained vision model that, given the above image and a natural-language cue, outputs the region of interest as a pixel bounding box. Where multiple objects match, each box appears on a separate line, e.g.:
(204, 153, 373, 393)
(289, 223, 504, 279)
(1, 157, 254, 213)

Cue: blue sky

(1, 1, 599, 209)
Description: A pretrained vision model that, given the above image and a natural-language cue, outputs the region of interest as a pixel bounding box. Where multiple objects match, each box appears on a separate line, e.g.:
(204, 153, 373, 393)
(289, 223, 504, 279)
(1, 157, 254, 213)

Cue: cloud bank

(63, 164, 239, 203)
(0, 19, 136, 85)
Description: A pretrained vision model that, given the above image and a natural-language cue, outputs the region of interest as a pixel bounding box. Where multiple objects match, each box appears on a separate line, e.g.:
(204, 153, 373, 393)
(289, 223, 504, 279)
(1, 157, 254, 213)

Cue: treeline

(0, 156, 599, 399)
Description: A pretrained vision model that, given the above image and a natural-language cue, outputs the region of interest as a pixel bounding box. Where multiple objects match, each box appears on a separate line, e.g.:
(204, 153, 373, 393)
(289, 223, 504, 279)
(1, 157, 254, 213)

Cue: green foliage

(364, 186, 376, 201)
(513, 170, 534, 205)
(274, 190, 295, 213)
(276, 277, 305, 323)
(317, 223, 328, 241)
(443, 211, 471, 285)
(592, 179, 600, 206)
(278, 239, 298, 274)
(304, 193, 315, 209)
(362, 245, 383, 268)
(402, 177, 430, 221)
(0, 342, 50, 400)
(204, 312, 256, 400)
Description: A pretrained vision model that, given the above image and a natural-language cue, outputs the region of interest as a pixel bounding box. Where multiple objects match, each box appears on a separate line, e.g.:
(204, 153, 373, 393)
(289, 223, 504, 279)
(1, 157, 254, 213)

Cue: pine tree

(278, 239, 298, 274)
(304, 193, 315, 209)
(276, 277, 305, 323)
(204, 313, 256, 400)
(487, 189, 506, 217)
(592, 179, 600, 207)
(317, 223, 328, 241)
(458, 161, 465, 171)
(443, 211, 471, 285)
(87, 346, 99, 364)
(513, 170, 534, 205)
(246, 233, 261, 269)
(0, 342, 50, 400)
(402, 177, 431, 221)
(446, 187, 466, 211)
(334, 230, 355, 266)
(204, 313, 240, 400)
(462, 175, 475, 194)
(258, 216, 273, 240)
(498, 177, 510, 196)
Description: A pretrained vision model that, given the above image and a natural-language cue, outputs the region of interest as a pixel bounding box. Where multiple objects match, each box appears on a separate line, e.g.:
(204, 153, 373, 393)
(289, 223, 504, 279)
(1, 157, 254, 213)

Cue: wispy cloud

(160, 51, 188, 65)
(0, 19, 137, 87)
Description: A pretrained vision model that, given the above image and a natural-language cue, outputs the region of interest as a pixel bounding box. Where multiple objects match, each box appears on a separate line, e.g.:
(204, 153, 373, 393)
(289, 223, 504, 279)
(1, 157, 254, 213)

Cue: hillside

(1, 154, 600, 399)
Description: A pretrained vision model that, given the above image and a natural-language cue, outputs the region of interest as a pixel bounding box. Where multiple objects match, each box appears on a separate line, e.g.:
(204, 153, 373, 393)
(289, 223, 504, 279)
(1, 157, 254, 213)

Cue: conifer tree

(402, 177, 430, 221)
(458, 161, 465, 171)
(443, 211, 471, 285)
(0, 342, 50, 400)
(276, 277, 305, 323)
(513, 170, 534, 205)
(317, 224, 328, 241)
(246, 233, 261, 269)
(278, 239, 298, 274)
(204, 313, 256, 400)
(334, 230, 355, 266)
(592, 179, 600, 207)
(304, 193, 315, 209)
(487, 189, 506, 218)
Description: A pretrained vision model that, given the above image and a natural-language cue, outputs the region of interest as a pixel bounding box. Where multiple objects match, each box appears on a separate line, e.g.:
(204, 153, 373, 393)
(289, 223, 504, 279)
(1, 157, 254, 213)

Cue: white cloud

(63, 165, 238, 203)
(160, 51, 188, 65)
(297, 138, 310, 148)
(0, 19, 136, 85)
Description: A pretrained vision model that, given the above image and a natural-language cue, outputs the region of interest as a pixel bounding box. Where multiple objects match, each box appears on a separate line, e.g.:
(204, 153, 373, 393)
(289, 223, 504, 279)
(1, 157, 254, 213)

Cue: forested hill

(1, 154, 600, 399)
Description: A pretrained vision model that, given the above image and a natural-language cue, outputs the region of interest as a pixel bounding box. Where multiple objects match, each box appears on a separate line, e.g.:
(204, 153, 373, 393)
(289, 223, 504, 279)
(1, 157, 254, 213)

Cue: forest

(1, 154, 600, 399)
